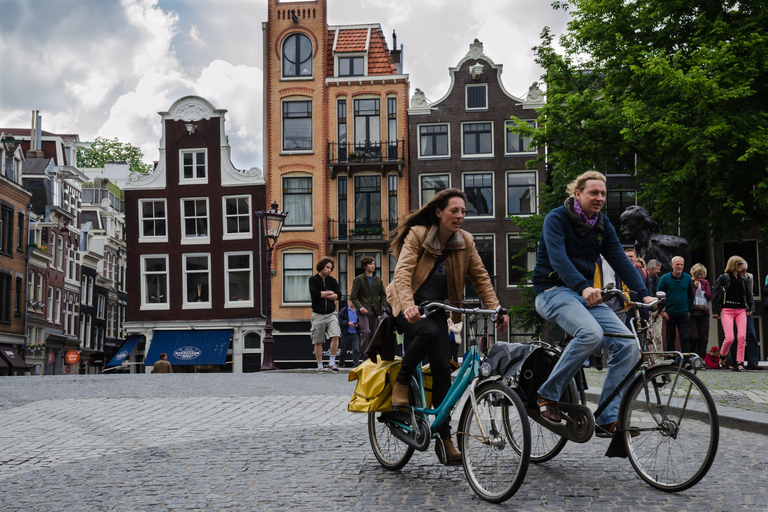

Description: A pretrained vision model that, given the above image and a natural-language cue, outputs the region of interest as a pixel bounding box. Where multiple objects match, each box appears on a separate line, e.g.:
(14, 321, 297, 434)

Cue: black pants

(665, 312, 690, 354)
(395, 312, 451, 435)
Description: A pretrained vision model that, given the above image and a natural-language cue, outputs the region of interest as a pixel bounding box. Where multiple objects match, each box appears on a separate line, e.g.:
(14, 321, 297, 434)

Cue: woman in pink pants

(711, 255, 755, 372)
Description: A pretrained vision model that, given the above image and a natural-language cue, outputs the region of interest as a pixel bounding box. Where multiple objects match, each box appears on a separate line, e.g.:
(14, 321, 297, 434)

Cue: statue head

(620, 205, 656, 242)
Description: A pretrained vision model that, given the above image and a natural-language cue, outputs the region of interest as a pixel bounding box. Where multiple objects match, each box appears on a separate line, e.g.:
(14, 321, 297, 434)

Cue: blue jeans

(535, 286, 640, 425)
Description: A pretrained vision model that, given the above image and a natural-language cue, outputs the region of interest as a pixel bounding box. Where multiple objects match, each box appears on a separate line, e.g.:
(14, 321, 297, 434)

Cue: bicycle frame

(411, 343, 481, 435)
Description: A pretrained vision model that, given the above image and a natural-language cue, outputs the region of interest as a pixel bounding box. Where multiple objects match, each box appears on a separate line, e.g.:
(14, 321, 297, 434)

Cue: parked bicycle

(507, 286, 719, 492)
(367, 302, 531, 503)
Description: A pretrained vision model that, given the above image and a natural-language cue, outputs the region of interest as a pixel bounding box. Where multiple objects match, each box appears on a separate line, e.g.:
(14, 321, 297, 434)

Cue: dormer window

(338, 56, 365, 77)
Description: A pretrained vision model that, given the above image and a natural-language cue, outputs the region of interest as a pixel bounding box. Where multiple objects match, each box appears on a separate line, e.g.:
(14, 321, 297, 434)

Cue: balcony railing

(328, 218, 399, 243)
(328, 139, 406, 175)
(82, 188, 124, 212)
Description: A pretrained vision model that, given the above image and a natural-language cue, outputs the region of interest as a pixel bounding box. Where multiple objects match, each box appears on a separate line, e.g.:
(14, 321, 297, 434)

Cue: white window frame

(465, 83, 488, 111)
(180, 197, 210, 245)
(179, 149, 208, 184)
(49, 235, 55, 268)
(505, 120, 537, 155)
(335, 52, 367, 77)
(138, 198, 168, 243)
(417, 123, 451, 159)
(97, 295, 106, 319)
(506, 233, 536, 288)
(282, 251, 313, 305)
(461, 121, 494, 158)
(140, 254, 169, 310)
(506, 170, 539, 217)
(222, 195, 253, 240)
(55, 288, 61, 324)
(418, 173, 451, 208)
(57, 235, 64, 270)
(462, 171, 495, 219)
(182, 253, 212, 310)
(224, 251, 254, 308)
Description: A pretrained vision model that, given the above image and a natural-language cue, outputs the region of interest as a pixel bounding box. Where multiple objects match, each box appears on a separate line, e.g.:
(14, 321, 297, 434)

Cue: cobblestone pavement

(1, 372, 767, 512)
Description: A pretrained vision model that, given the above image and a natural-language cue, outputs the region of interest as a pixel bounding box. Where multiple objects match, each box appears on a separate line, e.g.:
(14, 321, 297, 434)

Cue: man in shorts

(308, 257, 341, 373)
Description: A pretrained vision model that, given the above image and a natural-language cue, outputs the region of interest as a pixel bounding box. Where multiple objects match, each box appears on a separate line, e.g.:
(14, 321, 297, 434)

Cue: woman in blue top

(532, 171, 653, 436)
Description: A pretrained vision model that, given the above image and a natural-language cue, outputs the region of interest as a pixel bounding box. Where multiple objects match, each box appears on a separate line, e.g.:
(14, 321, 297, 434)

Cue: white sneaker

(328, 364, 340, 372)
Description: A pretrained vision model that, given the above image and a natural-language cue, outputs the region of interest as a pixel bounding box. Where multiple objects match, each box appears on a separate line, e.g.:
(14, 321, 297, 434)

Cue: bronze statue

(619, 205, 688, 273)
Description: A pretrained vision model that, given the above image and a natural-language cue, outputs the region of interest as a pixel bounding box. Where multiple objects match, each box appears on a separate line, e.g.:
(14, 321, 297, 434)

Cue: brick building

(262, 0, 409, 367)
(407, 39, 546, 346)
(122, 96, 267, 373)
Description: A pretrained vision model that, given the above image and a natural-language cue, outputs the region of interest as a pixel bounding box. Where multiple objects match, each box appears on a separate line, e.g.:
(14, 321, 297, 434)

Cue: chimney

(26, 110, 44, 158)
(390, 30, 403, 74)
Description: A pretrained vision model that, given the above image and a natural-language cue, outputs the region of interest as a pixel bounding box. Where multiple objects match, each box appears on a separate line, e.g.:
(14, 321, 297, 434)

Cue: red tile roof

(328, 26, 397, 77)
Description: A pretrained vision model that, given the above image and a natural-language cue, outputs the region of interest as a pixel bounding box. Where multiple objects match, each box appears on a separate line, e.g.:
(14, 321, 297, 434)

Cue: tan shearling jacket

(386, 224, 499, 321)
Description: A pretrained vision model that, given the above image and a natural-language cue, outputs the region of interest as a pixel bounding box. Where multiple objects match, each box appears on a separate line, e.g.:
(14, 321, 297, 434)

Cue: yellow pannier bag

(347, 356, 402, 413)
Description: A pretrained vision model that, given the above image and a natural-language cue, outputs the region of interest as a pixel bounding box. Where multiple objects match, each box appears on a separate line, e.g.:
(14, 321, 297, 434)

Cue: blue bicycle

(367, 302, 531, 503)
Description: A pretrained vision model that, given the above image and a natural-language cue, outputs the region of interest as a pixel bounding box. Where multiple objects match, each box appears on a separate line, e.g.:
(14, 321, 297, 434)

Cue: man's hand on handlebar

(582, 286, 603, 307)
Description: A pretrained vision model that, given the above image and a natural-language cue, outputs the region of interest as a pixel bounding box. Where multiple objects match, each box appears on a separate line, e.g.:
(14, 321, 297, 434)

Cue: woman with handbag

(689, 263, 712, 359)
(711, 255, 755, 372)
(386, 188, 509, 464)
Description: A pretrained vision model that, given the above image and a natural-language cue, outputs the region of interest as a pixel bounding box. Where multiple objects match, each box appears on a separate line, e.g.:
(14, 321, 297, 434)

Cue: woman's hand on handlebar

(496, 313, 510, 332)
(404, 305, 421, 324)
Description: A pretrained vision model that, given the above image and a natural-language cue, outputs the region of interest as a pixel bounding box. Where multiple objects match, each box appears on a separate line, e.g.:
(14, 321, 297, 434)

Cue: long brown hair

(389, 188, 467, 256)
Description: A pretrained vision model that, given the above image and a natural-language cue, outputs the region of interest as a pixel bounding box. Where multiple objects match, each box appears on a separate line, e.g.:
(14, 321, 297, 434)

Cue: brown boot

(391, 382, 410, 408)
(436, 436, 462, 465)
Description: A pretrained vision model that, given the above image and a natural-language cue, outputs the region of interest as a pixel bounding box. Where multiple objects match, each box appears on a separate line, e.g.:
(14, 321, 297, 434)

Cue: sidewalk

(583, 366, 768, 435)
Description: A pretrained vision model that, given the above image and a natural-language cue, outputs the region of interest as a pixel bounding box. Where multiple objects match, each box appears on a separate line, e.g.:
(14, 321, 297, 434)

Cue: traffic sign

(65, 350, 80, 364)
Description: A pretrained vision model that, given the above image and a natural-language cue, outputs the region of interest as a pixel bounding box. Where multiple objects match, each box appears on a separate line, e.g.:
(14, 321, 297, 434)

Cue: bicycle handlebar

(602, 285, 666, 310)
(419, 302, 506, 324)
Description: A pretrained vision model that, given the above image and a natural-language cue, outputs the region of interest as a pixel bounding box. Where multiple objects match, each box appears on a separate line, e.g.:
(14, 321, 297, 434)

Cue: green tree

(77, 136, 152, 174)
(507, 0, 768, 336)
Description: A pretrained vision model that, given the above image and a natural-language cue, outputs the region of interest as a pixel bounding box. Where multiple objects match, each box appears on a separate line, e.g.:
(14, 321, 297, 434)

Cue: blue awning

(144, 330, 233, 366)
(106, 335, 144, 367)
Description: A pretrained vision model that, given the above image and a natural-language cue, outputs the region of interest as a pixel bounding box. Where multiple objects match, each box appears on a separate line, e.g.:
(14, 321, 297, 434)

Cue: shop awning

(0, 354, 8, 368)
(144, 330, 233, 366)
(105, 335, 144, 367)
(0, 345, 29, 368)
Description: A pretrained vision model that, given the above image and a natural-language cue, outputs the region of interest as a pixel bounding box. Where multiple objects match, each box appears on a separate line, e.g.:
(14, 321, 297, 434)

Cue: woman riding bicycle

(387, 188, 509, 464)
(532, 171, 653, 435)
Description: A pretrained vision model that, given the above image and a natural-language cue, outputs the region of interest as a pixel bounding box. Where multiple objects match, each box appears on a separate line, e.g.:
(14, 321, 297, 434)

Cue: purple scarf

(573, 197, 598, 227)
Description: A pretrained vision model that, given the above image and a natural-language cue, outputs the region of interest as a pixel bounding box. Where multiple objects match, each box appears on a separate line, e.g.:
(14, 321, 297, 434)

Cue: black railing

(328, 218, 399, 242)
(328, 139, 405, 165)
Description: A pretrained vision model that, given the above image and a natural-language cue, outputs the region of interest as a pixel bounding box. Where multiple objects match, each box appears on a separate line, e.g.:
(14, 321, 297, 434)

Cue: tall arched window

(282, 33, 312, 78)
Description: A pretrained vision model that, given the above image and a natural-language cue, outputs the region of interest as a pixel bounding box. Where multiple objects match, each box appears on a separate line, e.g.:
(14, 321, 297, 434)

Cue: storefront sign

(65, 350, 80, 364)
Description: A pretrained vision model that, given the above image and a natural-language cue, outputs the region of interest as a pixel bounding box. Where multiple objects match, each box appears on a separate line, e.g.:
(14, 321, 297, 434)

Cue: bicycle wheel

(619, 366, 719, 492)
(368, 411, 415, 470)
(459, 382, 530, 503)
(519, 381, 577, 463)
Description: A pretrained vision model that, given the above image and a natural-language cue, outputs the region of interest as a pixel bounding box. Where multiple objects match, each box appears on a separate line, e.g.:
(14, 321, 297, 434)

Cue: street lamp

(260, 200, 287, 371)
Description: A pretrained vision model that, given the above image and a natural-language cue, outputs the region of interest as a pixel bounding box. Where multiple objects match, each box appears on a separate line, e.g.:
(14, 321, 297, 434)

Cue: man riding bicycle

(532, 171, 653, 436)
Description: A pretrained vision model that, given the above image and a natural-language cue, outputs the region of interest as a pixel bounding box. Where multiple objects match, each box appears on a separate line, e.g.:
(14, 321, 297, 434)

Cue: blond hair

(724, 255, 743, 274)
(690, 263, 707, 278)
(566, 171, 606, 196)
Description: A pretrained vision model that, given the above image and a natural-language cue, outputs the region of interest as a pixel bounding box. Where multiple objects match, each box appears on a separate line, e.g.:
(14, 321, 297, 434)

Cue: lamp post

(260, 200, 287, 371)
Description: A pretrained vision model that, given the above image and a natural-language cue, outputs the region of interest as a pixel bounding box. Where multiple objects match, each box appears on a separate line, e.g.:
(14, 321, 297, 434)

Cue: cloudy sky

(0, 0, 571, 172)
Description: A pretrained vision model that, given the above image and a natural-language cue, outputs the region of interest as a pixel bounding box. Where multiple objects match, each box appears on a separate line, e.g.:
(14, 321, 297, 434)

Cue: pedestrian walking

(689, 263, 712, 359)
(658, 256, 694, 364)
(152, 353, 173, 373)
(308, 257, 341, 373)
(712, 255, 754, 372)
(349, 256, 387, 359)
(338, 299, 360, 368)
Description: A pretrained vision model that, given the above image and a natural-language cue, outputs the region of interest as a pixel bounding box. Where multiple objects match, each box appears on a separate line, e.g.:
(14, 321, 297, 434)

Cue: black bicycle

(509, 287, 719, 492)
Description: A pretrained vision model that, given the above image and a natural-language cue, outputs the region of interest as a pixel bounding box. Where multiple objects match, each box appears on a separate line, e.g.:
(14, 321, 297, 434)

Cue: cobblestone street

(1, 371, 767, 511)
